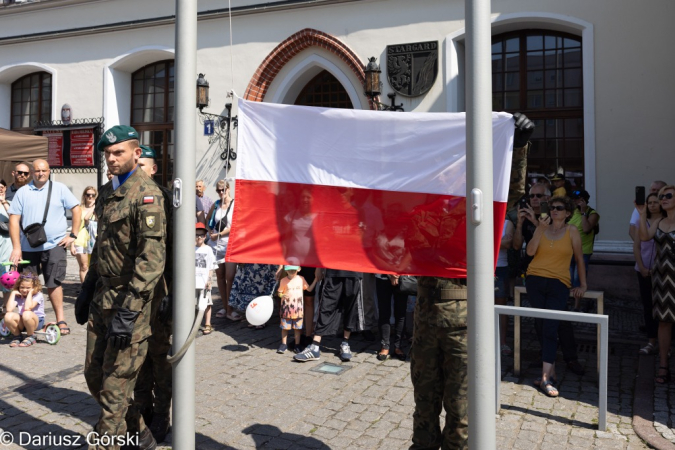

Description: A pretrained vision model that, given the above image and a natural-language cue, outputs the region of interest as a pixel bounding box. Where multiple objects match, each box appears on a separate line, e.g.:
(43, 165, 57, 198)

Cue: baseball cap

(570, 189, 590, 201)
(97, 125, 139, 152)
(195, 223, 207, 231)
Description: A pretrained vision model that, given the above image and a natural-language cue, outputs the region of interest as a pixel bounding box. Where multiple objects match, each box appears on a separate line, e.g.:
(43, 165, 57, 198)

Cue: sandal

(18, 335, 37, 347)
(201, 325, 214, 335)
(534, 376, 557, 386)
(393, 348, 407, 361)
(226, 312, 242, 322)
(639, 343, 657, 355)
(216, 309, 227, 319)
(9, 337, 22, 348)
(57, 321, 71, 335)
(656, 366, 671, 384)
(538, 380, 559, 397)
(377, 349, 389, 361)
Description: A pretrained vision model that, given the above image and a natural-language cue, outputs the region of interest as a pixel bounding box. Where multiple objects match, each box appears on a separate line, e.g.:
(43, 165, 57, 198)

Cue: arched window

(295, 70, 353, 109)
(131, 60, 174, 185)
(11, 72, 52, 133)
(492, 31, 584, 186)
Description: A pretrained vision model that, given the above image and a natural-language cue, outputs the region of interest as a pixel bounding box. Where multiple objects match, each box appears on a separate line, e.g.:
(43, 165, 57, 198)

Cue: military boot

(138, 427, 157, 450)
(150, 413, 171, 443)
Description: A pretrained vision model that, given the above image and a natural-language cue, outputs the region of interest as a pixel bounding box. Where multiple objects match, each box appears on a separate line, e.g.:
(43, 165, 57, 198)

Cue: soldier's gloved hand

(106, 308, 140, 351)
(75, 271, 99, 325)
(513, 112, 535, 148)
(158, 294, 172, 324)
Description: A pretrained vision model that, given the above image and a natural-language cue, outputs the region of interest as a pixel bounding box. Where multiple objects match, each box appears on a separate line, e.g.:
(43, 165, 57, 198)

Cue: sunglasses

(550, 205, 566, 211)
(659, 193, 674, 200)
(85, 193, 96, 197)
(196, 234, 207, 238)
(529, 193, 544, 199)
(15, 171, 29, 176)
(216, 189, 225, 193)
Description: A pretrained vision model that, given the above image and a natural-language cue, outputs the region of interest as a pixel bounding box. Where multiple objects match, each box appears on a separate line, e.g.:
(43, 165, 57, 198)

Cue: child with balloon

(276, 262, 317, 354)
(4, 269, 44, 347)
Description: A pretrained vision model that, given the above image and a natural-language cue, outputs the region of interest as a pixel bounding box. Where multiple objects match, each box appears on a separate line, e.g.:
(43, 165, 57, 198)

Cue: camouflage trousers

(132, 316, 173, 422)
(410, 278, 468, 450)
(84, 302, 151, 450)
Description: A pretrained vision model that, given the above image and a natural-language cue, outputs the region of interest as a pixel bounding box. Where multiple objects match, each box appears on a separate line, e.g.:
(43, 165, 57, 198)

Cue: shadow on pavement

(504, 404, 596, 430)
(0, 362, 96, 449)
(242, 423, 328, 449)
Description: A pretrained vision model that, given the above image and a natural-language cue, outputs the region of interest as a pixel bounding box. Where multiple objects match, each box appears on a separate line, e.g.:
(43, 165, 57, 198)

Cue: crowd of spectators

(2, 158, 674, 405)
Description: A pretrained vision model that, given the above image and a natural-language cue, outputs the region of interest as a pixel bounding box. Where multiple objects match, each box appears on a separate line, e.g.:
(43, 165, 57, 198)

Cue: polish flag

(227, 99, 515, 278)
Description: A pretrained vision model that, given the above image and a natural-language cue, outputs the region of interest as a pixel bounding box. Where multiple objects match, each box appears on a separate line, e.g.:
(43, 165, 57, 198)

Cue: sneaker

(294, 344, 320, 362)
(277, 344, 287, 354)
(340, 341, 352, 361)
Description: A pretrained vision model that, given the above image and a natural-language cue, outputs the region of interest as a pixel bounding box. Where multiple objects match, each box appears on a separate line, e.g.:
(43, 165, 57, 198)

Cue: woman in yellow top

(526, 196, 587, 397)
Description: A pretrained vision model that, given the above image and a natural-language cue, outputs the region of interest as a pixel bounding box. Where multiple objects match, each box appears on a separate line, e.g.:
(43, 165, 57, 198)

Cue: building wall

(1, 0, 673, 246)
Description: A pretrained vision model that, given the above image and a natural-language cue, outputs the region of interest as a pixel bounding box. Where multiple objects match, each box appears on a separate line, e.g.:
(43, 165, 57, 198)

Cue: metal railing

(494, 305, 609, 431)
(514, 286, 605, 375)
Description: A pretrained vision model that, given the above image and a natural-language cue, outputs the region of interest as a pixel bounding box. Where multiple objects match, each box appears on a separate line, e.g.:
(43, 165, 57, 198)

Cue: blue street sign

(204, 120, 214, 136)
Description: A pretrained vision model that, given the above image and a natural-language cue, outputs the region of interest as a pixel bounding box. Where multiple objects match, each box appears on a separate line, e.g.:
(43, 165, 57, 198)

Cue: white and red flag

(227, 99, 515, 278)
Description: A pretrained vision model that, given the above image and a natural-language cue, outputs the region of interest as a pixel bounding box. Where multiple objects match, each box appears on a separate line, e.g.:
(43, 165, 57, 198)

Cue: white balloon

(246, 295, 274, 326)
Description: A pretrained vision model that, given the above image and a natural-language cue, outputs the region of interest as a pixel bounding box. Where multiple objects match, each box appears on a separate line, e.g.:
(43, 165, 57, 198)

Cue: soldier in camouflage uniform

(77, 126, 166, 450)
(130, 145, 174, 443)
(409, 113, 534, 450)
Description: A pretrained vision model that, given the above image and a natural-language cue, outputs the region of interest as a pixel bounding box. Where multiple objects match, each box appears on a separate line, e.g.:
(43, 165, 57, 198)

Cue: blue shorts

(37, 315, 45, 330)
(494, 266, 510, 298)
(280, 317, 303, 330)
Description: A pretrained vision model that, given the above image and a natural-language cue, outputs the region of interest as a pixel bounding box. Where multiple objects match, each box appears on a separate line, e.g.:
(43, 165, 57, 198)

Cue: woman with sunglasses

(526, 196, 587, 397)
(634, 193, 665, 356)
(206, 180, 240, 321)
(637, 185, 675, 384)
(70, 187, 98, 282)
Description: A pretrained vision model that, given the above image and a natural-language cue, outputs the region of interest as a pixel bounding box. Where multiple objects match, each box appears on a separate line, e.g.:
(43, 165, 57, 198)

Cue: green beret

(139, 145, 156, 160)
(97, 125, 139, 151)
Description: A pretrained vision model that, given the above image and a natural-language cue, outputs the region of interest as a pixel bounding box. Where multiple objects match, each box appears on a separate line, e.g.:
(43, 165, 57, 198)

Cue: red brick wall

(244, 28, 374, 109)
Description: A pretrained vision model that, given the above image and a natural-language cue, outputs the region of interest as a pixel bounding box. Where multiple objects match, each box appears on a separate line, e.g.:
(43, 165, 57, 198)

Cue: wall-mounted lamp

(197, 73, 210, 111)
(363, 57, 404, 112)
(196, 73, 237, 172)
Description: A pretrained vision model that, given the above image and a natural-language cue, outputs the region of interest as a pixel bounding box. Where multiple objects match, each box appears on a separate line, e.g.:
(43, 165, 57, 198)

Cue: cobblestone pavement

(0, 255, 662, 449)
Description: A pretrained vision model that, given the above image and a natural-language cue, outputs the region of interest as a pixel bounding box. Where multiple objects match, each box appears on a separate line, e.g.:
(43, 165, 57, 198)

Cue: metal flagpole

(173, 0, 198, 448)
(465, 0, 496, 448)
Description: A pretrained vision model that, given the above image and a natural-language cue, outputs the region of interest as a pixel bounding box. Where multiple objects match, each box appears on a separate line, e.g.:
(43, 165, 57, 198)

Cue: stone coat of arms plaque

(386, 41, 439, 97)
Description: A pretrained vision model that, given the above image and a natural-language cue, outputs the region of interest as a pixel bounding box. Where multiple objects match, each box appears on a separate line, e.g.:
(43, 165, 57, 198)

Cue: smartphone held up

(635, 186, 646, 206)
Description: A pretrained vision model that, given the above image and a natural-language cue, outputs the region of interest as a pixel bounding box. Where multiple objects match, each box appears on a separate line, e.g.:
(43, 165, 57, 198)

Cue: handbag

(21, 180, 52, 248)
(399, 275, 418, 295)
(0, 220, 8, 236)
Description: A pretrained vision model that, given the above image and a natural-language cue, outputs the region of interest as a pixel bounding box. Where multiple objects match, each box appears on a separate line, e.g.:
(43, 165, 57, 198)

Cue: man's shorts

(23, 246, 67, 289)
(280, 317, 303, 330)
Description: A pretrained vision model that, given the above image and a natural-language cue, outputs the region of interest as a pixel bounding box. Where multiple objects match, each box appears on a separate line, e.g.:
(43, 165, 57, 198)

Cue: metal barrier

(514, 286, 604, 375)
(494, 305, 609, 431)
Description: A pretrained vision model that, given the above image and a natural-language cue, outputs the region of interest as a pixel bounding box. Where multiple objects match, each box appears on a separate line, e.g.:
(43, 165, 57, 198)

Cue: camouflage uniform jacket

(89, 168, 167, 314)
(417, 144, 529, 301)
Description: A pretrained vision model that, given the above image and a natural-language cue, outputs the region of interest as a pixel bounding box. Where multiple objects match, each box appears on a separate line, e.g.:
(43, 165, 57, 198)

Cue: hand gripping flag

(227, 99, 515, 278)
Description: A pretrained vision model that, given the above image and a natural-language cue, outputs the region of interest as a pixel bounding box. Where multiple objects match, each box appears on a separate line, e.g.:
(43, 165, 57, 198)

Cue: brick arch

(245, 28, 372, 108)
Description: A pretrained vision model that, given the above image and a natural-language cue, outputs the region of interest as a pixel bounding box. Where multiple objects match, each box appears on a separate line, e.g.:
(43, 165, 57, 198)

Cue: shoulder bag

(399, 275, 418, 295)
(21, 181, 52, 248)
